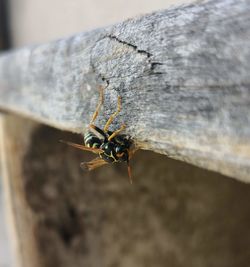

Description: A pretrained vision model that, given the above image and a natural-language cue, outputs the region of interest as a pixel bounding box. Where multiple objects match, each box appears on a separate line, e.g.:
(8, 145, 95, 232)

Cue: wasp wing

(60, 140, 103, 153)
(80, 157, 108, 171)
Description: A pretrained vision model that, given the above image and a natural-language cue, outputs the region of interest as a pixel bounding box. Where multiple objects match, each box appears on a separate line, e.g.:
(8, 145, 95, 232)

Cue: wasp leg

(127, 162, 132, 184)
(90, 86, 104, 124)
(104, 95, 122, 132)
(108, 124, 126, 141)
(126, 146, 138, 184)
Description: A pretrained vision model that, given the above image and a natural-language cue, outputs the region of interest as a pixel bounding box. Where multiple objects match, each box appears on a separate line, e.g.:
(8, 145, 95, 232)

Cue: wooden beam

(0, 0, 250, 181)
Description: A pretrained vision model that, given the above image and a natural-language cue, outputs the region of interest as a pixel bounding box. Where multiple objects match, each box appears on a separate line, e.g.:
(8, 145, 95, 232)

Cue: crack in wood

(107, 34, 152, 58)
(95, 35, 165, 79)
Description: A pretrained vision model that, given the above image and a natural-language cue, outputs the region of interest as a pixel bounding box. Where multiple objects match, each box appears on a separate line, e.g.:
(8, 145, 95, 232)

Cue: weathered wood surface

(0, 0, 250, 181)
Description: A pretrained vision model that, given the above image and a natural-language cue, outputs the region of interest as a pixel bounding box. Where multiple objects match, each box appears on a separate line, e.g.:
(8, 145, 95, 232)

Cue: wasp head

(99, 139, 130, 163)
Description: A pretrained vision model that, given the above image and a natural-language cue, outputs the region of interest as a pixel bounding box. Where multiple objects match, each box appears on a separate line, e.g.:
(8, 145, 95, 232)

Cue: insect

(61, 87, 136, 183)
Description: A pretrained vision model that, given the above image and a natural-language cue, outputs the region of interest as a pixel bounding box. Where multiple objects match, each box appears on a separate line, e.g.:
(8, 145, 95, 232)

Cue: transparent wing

(80, 157, 108, 171)
(60, 140, 103, 153)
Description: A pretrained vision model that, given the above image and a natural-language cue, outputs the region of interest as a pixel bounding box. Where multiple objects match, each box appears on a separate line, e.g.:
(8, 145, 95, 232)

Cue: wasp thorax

(100, 141, 129, 163)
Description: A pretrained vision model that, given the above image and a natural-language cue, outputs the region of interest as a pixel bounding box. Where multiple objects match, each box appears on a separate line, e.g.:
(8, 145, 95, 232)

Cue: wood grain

(0, 0, 250, 181)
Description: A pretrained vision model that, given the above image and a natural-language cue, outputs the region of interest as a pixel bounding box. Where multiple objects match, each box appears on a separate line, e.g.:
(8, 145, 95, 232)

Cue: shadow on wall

(21, 126, 250, 267)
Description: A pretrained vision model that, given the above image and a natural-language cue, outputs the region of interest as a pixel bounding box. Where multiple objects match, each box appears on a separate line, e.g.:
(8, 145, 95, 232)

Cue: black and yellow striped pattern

(84, 131, 102, 148)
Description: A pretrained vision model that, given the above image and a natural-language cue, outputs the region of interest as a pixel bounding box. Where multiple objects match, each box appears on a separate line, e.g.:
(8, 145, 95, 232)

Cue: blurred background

(0, 1, 12, 266)
(8, 0, 192, 46)
(1, 1, 250, 267)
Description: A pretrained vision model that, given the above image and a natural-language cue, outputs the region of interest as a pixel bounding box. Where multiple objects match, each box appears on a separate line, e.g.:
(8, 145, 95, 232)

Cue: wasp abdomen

(84, 132, 102, 148)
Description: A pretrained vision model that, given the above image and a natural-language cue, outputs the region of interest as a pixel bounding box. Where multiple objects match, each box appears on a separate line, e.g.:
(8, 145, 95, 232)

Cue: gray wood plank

(0, 0, 250, 181)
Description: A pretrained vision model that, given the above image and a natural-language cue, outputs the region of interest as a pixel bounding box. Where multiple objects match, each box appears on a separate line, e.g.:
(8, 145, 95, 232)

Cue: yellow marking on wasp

(110, 151, 117, 162)
(102, 151, 117, 162)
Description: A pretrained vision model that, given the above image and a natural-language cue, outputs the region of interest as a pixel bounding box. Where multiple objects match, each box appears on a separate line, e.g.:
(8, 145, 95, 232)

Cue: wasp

(61, 87, 136, 183)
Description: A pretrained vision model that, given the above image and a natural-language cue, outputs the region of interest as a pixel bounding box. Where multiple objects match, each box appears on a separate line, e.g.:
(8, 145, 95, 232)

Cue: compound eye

(105, 144, 109, 149)
(115, 146, 122, 153)
(101, 143, 111, 152)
